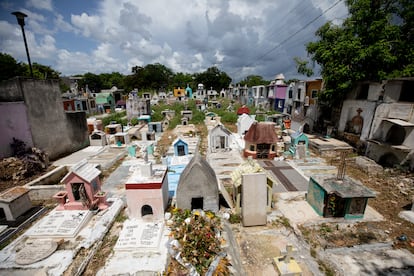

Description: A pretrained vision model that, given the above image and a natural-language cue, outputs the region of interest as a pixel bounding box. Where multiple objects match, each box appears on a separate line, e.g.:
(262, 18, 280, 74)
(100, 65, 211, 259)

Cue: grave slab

(25, 209, 91, 238)
(115, 219, 164, 252)
(14, 239, 58, 265)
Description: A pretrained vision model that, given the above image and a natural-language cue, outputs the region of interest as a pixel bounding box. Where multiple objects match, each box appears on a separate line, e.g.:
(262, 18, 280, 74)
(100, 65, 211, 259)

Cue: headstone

(14, 239, 58, 265)
(26, 210, 91, 238)
(241, 173, 267, 226)
(115, 220, 163, 252)
(296, 144, 306, 159)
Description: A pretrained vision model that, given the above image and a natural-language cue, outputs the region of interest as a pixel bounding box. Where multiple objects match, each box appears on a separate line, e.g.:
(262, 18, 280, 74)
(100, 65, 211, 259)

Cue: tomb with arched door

(125, 162, 168, 220)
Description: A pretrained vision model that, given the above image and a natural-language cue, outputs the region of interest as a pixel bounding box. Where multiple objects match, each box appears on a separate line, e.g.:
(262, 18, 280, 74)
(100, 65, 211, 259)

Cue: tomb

(181, 110, 193, 120)
(306, 175, 375, 219)
(125, 162, 169, 220)
(53, 160, 108, 211)
(181, 117, 189, 126)
(173, 138, 189, 156)
(114, 132, 130, 147)
(231, 158, 276, 215)
(241, 173, 267, 226)
(289, 131, 309, 158)
(148, 122, 163, 133)
(244, 122, 279, 159)
(176, 153, 219, 212)
(0, 187, 32, 222)
(208, 124, 232, 152)
(89, 130, 107, 146)
(105, 123, 122, 134)
(237, 113, 256, 136)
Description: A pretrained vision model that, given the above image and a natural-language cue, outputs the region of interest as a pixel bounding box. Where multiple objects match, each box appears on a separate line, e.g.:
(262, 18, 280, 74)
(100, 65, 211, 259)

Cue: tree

(0, 52, 25, 81)
(171, 72, 194, 89)
(293, 57, 314, 77)
(194, 66, 232, 91)
(78, 72, 103, 92)
(239, 75, 269, 87)
(305, 0, 414, 105)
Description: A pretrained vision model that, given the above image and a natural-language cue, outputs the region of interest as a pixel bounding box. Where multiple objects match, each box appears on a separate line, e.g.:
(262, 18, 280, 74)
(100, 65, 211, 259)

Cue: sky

(0, 0, 348, 82)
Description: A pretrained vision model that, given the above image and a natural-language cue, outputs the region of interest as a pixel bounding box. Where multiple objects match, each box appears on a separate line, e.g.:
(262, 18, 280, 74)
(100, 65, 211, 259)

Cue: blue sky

(0, 0, 348, 81)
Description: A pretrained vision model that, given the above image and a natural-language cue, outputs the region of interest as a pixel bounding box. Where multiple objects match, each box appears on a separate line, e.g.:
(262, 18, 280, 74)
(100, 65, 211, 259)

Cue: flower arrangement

(167, 208, 229, 275)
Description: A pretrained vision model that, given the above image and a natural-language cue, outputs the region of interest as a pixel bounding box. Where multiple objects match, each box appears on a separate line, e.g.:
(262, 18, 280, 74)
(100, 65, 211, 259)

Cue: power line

(230, 0, 344, 78)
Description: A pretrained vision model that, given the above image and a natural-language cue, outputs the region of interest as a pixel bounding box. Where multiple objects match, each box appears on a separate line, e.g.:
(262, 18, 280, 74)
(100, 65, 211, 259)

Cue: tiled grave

(25, 209, 91, 238)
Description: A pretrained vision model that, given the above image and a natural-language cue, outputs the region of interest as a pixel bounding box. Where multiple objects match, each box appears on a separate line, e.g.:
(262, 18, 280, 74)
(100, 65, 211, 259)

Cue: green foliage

(305, 0, 414, 105)
(194, 66, 231, 91)
(0, 52, 25, 81)
(101, 111, 127, 127)
(190, 109, 205, 124)
(294, 57, 314, 77)
(221, 112, 238, 124)
(229, 213, 241, 224)
(239, 75, 269, 87)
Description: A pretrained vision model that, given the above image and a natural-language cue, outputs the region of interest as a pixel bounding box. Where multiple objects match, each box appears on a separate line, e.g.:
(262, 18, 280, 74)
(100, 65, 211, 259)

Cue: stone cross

(285, 244, 293, 263)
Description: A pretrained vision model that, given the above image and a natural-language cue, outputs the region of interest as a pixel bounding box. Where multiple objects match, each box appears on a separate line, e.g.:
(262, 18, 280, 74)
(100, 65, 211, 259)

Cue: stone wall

(0, 78, 89, 160)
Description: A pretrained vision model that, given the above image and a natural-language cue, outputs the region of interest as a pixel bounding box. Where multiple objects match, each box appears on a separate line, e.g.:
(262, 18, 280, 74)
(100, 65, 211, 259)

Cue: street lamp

(11, 11, 33, 78)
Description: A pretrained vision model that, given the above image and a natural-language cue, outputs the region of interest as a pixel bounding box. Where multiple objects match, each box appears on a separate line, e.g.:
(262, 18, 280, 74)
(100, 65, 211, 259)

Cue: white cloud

(2, 0, 349, 81)
(26, 0, 53, 12)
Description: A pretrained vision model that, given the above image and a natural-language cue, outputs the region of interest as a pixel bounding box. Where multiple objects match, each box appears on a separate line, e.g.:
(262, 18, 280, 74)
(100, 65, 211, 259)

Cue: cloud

(2, 0, 348, 81)
(26, 0, 53, 12)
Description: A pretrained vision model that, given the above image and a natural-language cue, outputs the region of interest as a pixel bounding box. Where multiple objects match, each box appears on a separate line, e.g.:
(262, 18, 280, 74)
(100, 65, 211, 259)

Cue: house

(0, 78, 89, 160)
(125, 162, 169, 220)
(208, 124, 232, 152)
(54, 160, 108, 211)
(244, 122, 279, 159)
(338, 78, 414, 170)
(237, 113, 256, 136)
(176, 154, 219, 212)
(306, 175, 375, 219)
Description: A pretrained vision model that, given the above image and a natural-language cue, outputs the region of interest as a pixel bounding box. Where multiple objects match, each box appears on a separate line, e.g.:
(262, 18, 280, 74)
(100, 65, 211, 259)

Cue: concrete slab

(0, 198, 124, 276)
(25, 209, 91, 238)
(399, 211, 414, 224)
(114, 220, 164, 251)
(98, 219, 169, 275)
(320, 244, 414, 275)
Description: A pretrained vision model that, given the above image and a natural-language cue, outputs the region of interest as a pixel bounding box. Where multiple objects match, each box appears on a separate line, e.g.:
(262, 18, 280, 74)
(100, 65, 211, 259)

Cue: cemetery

(0, 95, 413, 276)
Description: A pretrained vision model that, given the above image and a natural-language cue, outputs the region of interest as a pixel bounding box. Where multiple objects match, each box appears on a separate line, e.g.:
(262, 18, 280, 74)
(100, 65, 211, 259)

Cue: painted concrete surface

(0, 198, 124, 275)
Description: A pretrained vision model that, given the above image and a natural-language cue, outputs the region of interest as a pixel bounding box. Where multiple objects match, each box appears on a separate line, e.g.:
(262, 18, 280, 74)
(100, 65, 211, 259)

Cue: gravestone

(26, 209, 91, 238)
(14, 239, 58, 265)
(241, 173, 267, 226)
(115, 220, 163, 251)
(296, 144, 306, 160)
